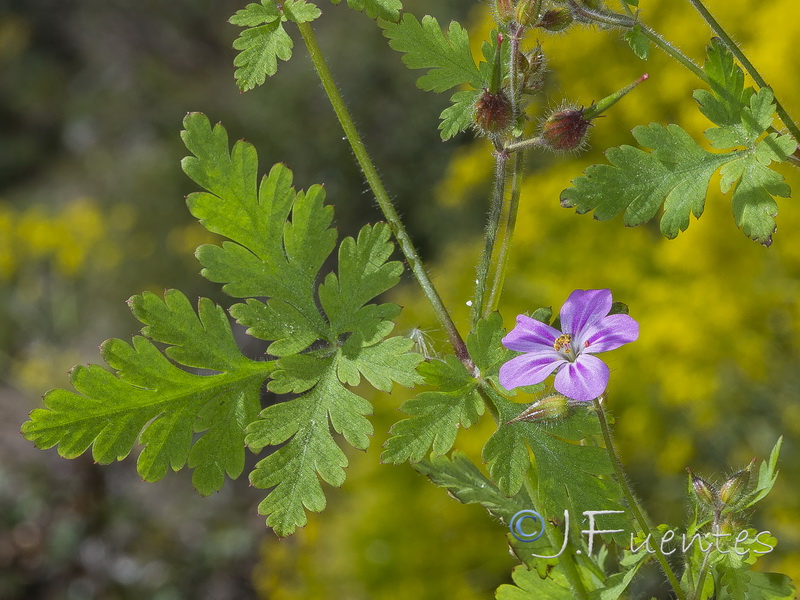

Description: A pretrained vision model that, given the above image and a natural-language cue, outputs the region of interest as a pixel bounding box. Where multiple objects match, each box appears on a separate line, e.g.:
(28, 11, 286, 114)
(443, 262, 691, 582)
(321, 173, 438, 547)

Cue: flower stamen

(554, 334, 573, 355)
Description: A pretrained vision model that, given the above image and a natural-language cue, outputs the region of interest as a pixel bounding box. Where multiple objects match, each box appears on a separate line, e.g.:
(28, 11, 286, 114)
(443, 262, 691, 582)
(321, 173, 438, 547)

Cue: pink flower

(499, 289, 639, 402)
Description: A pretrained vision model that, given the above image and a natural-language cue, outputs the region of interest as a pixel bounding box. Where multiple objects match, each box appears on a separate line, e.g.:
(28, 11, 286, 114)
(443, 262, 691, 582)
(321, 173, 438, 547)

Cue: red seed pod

(474, 89, 513, 134)
(540, 107, 591, 152)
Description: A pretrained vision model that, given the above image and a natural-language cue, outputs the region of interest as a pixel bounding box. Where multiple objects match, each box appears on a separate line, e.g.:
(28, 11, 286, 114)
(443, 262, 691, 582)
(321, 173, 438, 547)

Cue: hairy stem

(296, 22, 473, 369)
(487, 150, 523, 314)
(686, 0, 800, 142)
(472, 149, 507, 328)
(593, 397, 687, 600)
(569, 2, 707, 82)
(692, 546, 713, 600)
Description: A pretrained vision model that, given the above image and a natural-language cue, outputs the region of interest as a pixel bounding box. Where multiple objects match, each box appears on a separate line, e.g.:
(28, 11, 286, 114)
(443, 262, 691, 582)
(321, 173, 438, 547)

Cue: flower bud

(495, 0, 515, 24)
(517, 44, 546, 94)
(474, 89, 513, 135)
(540, 107, 591, 152)
(515, 0, 538, 28)
(687, 469, 719, 509)
(537, 8, 573, 32)
(719, 459, 754, 507)
(506, 394, 570, 424)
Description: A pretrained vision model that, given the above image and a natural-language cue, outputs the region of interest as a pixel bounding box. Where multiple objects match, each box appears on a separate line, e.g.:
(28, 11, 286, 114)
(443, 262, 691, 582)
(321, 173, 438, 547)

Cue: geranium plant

(21, 0, 798, 597)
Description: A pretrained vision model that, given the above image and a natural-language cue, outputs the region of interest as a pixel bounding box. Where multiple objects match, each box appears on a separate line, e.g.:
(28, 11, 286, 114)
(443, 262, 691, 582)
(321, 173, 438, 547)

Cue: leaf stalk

(296, 21, 473, 371)
(592, 397, 687, 600)
(686, 0, 800, 143)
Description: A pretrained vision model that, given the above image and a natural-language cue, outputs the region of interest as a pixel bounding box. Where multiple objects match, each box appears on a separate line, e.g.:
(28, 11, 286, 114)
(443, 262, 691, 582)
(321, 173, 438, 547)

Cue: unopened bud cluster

(688, 459, 755, 524)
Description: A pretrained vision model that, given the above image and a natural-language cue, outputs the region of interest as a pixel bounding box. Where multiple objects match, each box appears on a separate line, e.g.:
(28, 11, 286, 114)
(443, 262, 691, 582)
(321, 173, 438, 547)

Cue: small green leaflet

(623, 25, 649, 60)
(181, 112, 422, 535)
(381, 15, 502, 139)
(21, 290, 271, 496)
(230, 0, 321, 92)
(381, 314, 507, 463)
(482, 390, 628, 544)
(413, 451, 528, 523)
(329, 0, 402, 22)
(561, 38, 795, 246)
(496, 567, 574, 600)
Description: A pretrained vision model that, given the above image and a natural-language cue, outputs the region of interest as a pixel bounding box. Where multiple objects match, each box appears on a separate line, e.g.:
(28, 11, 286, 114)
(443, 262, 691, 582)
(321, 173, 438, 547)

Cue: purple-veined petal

(502, 314, 561, 353)
(553, 354, 609, 402)
(560, 289, 612, 338)
(579, 313, 639, 353)
(499, 352, 564, 390)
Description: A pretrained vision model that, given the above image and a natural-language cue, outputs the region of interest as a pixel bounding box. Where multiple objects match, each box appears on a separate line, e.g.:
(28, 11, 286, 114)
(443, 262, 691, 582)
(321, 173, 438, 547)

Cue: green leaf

(413, 451, 528, 522)
(741, 436, 782, 509)
(248, 364, 366, 534)
(439, 89, 479, 140)
(319, 222, 403, 341)
(467, 312, 510, 378)
(623, 25, 649, 60)
(496, 567, 574, 600)
(330, 0, 402, 22)
(382, 355, 484, 463)
(229, 1, 320, 91)
(21, 290, 270, 496)
(381, 14, 483, 93)
(232, 20, 293, 91)
(181, 113, 335, 335)
(230, 2, 282, 27)
(561, 123, 732, 238)
(181, 113, 421, 534)
(282, 0, 322, 23)
(744, 572, 796, 600)
(561, 39, 794, 245)
(590, 562, 645, 600)
(482, 392, 627, 543)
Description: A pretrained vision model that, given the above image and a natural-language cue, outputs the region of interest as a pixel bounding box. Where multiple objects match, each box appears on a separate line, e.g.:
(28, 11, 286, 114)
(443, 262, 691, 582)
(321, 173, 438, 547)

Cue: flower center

(553, 334, 573, 357)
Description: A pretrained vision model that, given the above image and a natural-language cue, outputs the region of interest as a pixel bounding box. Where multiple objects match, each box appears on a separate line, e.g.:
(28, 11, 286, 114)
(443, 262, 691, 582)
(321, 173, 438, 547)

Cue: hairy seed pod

(719, 458, 754, 507)
(505, 394, 570, 424)
(541, 107, 591, 152)
(687, 469, 719, 509)
(474, 89, 513, 134)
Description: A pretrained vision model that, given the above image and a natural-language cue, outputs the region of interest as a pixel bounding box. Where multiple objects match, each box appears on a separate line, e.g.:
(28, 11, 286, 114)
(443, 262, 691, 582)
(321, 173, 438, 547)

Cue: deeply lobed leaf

(561, 40, 795, 245)
(180, 113, 422, 535)
(21, 290, 270, 496)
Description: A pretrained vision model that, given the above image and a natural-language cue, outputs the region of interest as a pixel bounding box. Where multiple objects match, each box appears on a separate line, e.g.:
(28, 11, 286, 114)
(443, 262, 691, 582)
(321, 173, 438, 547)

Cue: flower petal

(559, 289, 612, 338)
(499, 353, 564, 390)
(553, 354, 609, 402)
(580, 313, 639, 353)
(502, 314, 561, 353)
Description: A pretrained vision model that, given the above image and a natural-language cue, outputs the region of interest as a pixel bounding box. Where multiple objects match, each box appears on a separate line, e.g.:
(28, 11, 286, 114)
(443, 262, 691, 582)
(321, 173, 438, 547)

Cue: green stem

(505, 136, 545, 153)
(686, 0, 800, 142)
(592, 397, 687, 600)
(569, 2, 707, 82)
(296, 22, 473, 370)
(487, 150, 523, 314)
(692, 545, 713, 600)
(472, 149, 507, 328)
